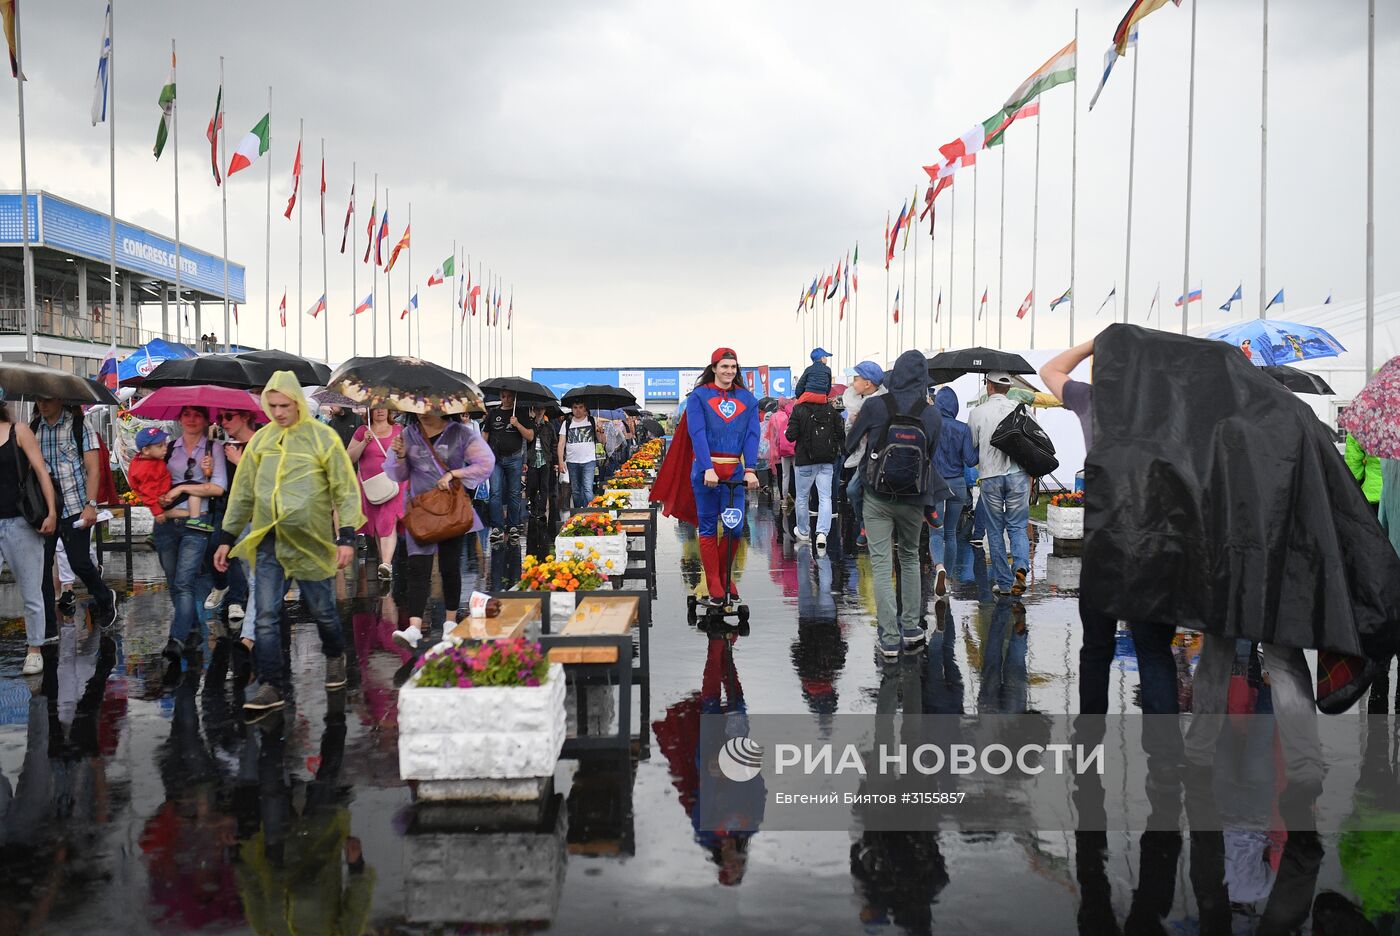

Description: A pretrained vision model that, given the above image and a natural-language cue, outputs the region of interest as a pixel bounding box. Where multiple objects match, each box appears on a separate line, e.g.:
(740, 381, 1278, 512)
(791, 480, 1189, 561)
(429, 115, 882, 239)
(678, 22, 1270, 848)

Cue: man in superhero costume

(651, 347, 761, 606)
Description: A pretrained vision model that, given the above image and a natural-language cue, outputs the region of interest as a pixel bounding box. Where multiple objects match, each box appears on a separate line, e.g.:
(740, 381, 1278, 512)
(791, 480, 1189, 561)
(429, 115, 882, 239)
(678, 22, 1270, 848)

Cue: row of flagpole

(5, 1, 522, 377)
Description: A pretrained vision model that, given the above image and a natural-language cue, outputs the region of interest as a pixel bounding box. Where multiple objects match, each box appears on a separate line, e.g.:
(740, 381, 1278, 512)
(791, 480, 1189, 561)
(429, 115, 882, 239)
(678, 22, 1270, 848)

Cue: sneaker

(815, 533, 828, 555)
(162, 637, 185, 663)
(489, 528, 505, 549)
(92, 601, 119, 631)
(325, 655, 348, 690)
(968, 534, 985, 548)
(392, 624, 423, 650)
(284, 584, 300, 602)
(204, 586, 229, 610)
(792, 529, 811, 545)
(934, 566, 947, 598)
(376, 563, 393, 582)
(22, 651, 43, 676)
(242, 683, 284, 714)
(1012, 569, 1028, 596)
(878, 642, 902, 661)
(902, 628, 927, 649)
(508, 526, 522, 547)
(57, 589, 77, 616)
(186, 516, 215, 533)
(227, 603, 246, 621)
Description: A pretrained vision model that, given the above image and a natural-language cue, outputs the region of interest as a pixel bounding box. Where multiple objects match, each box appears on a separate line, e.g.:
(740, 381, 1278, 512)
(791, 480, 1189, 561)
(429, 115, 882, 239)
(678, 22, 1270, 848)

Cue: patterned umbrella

(324, 356, 484, 414)
(1340, 356, 1400, 458)
(1204, 319, 1346, 367)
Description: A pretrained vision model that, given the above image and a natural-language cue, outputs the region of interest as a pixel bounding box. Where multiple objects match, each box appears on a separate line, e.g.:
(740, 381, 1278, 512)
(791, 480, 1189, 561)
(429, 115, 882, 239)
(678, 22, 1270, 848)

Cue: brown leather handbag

(402, 432, 476, 544)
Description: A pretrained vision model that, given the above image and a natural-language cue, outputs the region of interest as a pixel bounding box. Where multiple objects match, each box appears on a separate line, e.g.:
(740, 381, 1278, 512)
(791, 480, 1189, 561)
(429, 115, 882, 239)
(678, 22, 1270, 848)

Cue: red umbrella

(129, 385, 267, 422)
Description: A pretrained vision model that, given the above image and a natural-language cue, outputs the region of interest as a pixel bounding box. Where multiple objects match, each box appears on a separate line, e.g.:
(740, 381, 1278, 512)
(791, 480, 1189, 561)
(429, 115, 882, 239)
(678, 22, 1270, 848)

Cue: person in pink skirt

(347, 407, 406, 582)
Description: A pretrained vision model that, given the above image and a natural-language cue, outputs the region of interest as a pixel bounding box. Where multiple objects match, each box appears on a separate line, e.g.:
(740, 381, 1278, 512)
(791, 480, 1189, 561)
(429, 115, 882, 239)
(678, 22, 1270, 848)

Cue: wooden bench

(447, 596, 539, 642)
(547, 596, 638, 664)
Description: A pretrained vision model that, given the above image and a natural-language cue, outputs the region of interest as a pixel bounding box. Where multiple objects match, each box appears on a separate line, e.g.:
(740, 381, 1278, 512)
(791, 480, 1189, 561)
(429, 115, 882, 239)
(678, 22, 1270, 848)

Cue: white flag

(90, 4, 112, 126)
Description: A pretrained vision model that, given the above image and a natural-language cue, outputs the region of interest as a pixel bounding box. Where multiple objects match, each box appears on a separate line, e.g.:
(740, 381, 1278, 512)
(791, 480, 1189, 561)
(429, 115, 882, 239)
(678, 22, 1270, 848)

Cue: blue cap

(810, 347, 831, 361)
(135, 427, 169, 449)
(848, 360, 885, 385)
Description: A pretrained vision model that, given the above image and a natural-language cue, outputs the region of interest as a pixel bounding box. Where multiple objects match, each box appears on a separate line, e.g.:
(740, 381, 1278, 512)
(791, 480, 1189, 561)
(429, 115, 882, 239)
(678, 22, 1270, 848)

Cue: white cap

(986, 371, 1014, 386)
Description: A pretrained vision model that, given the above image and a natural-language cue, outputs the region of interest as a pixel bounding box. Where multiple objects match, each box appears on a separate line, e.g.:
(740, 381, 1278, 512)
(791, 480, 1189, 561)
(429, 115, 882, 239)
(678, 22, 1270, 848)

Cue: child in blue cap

(794, 347, 832, 398)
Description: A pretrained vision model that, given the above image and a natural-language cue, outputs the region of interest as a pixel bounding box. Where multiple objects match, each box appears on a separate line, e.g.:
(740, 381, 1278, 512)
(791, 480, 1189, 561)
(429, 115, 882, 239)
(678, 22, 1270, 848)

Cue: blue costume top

(685, 383, 761, 479)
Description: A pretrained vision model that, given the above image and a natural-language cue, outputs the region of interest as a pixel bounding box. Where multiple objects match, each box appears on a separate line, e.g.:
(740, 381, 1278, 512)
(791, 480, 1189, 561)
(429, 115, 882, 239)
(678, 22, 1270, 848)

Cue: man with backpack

(786, 389, 845, 553)
(845, 350, 949, 659)
(967, 372, 1031, 596)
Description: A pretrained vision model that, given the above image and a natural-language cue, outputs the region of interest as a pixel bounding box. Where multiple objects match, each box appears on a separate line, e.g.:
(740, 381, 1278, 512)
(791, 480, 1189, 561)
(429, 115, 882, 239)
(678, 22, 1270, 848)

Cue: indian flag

(1004, 39, 1077, 113)
(153, 52, 176, 159)
(427, 254, 454, 286)
(227, 113, 270, 177)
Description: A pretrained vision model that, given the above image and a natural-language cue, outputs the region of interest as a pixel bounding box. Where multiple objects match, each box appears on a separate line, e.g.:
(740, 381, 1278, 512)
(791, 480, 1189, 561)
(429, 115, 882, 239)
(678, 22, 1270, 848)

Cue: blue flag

(1219, 284, 1242, 312)
(1266, 288, 1285, 311)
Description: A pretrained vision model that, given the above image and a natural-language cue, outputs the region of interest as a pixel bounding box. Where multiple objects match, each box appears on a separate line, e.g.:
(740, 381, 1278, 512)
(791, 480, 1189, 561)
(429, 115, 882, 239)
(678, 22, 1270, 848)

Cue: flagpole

(350, 161, 357, 357)
(971, 164, 978, 347)
(385, 188, 392, 356)
(912, 202, 919, 352)
(263, 86, 272, 349)
(1029, 109, 1041, 350)
(450, 239, 457, 370)
(406, 201, 413, 357)
(884, 246, 890, 365)
(219, 58, 230, 353)
(320, 138, 328, 362)
(13, 0, 35, 359)
(949, 184, 956, 351)
(998, 134, 1007, 347)
(1365, 0, 1375, 378)
(1069, 8, 1080, 345)
(371, 176, 378, 356)
(108, 1, 118, 363)
(1258, 0, 1268, 320)
(1123, 39, 1139, 324)
(171, 39, 184, 351)
(1180, 0, 1199, 337)
(900, 235, 909, 354)
(929, 209, 936, 352)
(477, 260, 483, 378)
(296, 117, 303, 357)
(464, 250, 471, 373)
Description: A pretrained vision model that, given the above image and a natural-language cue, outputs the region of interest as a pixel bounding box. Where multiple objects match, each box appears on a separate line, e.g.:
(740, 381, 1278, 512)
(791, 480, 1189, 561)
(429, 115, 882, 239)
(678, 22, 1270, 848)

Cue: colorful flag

(363, 196, 377, 263)
(1097, 286, 1116, 315)
(1049, 286, 1072, 310)
(1004, 39, 1077, 113)
(232, 303, 239, 323)
(822, 268, 835, 301)
(1089, 28, 1137, 110)
(1219, 284, 1242, 312)
(795, 286, 806, 317)
(507, 293, 513, 330)
(306, 294, 326, 318)
(852, 242, 859, 292)
(153, 51, 176, 159)
(1174, 287, 1202, 307)
(353, 293, 373, 315)
(375, 211, 389, 267)
(400, 292, 418, 320)
(1266, 288, 1284, 311)
(469, 282, 481, 315)
(1016, 290, 1033, 320)
(2, 0, 19, 79)
(892, 288, 901, 324)
(227, 113, 270, 176)
(938, 122, 988, 166)
(839, 253, 850, 319)
(984, 101, 1039, 148)
(90, 4, 111, 126)
(807, 274, 819, 309)
(888, 201, 908, 264)
(339, 183, 354, 253)
(428, 255, 454, 286)
(206, 84, 223, 185)
(278, 291, 287, 328)
(283, 140, 302, 218)
(98, 346, 118, 390)
(385, 225, 411, 273)
(979, 288, 988, 319)
(903, 185, 917, 250)
(1114, 0, 1180, 56)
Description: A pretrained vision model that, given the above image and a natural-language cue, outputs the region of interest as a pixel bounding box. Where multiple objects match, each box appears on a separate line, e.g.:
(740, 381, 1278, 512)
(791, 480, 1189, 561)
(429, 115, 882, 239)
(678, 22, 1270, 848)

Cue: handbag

(11, 430, 48, 529)
(402, 428, 476, 544)
(359, 430, 400, 506)
(989, 402, 1059, 478)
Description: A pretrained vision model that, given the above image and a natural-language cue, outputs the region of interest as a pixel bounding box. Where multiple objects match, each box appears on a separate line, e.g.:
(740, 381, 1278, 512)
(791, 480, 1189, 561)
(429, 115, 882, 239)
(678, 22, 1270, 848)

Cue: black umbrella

(926, 347, 1036, 385)
(235, 349, 332, 386)
(478, 376, 559, 406)
(0, 360, 120, 405)
(561, 384, 637, 411)
(638, 417, 665, 438)
(757, 396, 781, 414)
(1262, 365, 1334, 395)
(325, 356, 484, 414)
(139, 353, 273, 389)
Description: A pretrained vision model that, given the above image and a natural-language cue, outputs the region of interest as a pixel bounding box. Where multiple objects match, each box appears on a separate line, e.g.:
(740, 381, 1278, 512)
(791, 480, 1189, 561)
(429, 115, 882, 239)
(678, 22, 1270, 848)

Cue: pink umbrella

(129, 385, 267, 422)
(1340, 356, 1400, 458)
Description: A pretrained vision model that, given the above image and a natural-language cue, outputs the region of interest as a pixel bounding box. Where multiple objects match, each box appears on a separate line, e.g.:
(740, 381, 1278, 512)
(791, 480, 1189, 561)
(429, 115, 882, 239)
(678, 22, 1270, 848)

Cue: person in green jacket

(1345, 432, 1383, 511)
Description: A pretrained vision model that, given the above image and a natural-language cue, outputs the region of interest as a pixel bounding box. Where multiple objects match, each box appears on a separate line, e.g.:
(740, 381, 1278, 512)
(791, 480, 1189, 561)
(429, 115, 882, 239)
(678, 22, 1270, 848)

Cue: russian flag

(375, 211, 390, 267)
(1174, 288, 1202, 307)
(353, 293, 374, 315)
(98, 347, 118, 390)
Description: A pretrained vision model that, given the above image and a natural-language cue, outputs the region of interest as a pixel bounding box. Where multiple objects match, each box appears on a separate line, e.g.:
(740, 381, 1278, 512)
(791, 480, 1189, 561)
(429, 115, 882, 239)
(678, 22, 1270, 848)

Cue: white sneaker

(934, 566, 947, 597)
(377, 563, 393, 581)
(392, 625, 423, 650)
(815, 533, 828, 554)
(792, 529, 811, 545)
(22, 651, 43, 676)
(204, 586, 229, 610)
(227, 603, 246, 621)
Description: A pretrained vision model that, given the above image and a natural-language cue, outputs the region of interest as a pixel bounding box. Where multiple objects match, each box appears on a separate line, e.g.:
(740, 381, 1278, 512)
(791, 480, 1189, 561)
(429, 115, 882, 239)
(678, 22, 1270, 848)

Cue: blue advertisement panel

(644, 369, 680, 399)
(0, 192, 247, 302)
(532, 366, 794, 403)
(768, 367, 792, 397)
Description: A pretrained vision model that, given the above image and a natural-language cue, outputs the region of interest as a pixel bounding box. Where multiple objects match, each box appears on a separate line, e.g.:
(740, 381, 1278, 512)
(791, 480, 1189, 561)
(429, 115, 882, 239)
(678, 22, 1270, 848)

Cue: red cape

(650, 411, 698, 526)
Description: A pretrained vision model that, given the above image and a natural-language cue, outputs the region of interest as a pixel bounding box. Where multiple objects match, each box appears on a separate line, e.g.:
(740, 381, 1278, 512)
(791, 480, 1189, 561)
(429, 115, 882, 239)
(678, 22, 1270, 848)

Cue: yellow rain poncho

(223, 371, 366, 581)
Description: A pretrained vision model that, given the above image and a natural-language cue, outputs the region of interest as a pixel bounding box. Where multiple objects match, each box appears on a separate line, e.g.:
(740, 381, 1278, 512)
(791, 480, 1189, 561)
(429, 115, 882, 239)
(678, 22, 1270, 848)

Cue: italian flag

(227, 113, 270, 177)
(427, 254, 454, 286)
(1004, 39, 1077, 113)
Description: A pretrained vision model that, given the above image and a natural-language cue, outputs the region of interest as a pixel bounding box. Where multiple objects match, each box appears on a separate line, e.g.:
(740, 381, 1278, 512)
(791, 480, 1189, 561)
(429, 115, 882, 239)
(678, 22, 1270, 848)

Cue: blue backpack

(865, 395, 930, 498)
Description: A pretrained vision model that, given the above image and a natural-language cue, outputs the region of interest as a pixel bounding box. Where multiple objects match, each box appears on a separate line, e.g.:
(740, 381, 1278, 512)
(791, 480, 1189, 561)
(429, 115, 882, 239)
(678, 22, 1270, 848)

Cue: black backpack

(990, 402, 1059, 478)
(865, 395, 930, 498)
(801, 403, 842, 464)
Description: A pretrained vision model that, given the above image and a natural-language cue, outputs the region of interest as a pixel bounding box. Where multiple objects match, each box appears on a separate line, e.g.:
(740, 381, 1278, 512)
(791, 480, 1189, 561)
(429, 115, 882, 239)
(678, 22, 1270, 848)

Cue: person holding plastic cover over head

(651, 348, 760, 607)
(213, 371, 365, 717)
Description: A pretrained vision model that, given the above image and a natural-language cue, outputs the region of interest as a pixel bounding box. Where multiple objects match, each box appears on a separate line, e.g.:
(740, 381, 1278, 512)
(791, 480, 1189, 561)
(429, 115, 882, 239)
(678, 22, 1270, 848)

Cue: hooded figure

(845, 350, 951, 508)
(933, 387, 977, 481)
(223, 371, 366, 582)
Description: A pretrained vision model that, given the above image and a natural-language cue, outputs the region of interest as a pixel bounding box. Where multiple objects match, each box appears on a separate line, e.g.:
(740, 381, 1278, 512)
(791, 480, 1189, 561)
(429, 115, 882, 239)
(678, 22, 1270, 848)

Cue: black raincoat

(1082, 324, 1400, 659)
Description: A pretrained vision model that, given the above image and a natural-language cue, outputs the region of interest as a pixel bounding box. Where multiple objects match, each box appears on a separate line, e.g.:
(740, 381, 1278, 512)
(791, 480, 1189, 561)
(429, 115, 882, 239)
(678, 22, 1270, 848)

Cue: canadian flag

(283, 143, 301, 219)
(1016, 290, 1033, 320)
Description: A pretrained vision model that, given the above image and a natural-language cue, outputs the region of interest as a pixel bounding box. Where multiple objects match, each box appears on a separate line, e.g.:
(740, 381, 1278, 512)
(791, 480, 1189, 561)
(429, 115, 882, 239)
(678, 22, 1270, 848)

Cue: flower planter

(398, 662, 567, 801)
(1046, 504, 1084, 541)
(108, 505, 154, 538)
(616, 487, 651, 508)
(1045, 553, 1083, 591)
(553, 531, 629, 575)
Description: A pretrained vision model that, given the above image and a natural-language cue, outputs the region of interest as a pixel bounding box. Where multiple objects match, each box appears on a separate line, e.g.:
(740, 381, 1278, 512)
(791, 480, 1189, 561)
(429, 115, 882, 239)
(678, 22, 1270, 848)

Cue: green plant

(413, 637, 550, 689)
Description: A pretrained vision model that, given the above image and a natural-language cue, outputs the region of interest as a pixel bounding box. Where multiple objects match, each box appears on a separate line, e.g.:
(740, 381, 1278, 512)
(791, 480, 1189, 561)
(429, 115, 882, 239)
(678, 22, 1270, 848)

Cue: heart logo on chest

(717, 399, 737, 419)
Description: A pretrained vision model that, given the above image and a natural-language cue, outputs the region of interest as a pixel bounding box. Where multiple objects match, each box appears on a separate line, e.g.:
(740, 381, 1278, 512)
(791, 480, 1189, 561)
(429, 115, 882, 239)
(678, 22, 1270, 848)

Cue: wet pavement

(0, 498, 1391, 934)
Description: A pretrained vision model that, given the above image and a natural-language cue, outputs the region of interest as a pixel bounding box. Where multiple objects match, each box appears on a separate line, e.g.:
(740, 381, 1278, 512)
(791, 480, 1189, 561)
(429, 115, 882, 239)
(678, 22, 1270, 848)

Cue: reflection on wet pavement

(0, 497, 1385, 933)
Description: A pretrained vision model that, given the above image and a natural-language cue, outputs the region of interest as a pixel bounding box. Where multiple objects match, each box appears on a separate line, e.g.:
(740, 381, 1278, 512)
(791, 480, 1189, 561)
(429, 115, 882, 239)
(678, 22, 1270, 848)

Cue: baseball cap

(810, 347, 831, 361)
(986, 371, 1015, 386)
(847, 360, 885, 385)
(135, 427, 169, 449)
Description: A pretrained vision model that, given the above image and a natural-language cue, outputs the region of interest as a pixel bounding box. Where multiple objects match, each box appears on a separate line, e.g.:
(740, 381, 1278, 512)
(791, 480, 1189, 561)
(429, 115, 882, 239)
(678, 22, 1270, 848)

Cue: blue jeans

(980, 472, 1030, 591)
(846, 469, 865, 528)
(928, 476, 967, 568)
(252, 533, 343, 686)
(794, 463, 833, 536)
(154, 520, 211, 646)
(567, 461, 596, 508)
(489, 451, 525, 530)
(0, 517, 47, 645)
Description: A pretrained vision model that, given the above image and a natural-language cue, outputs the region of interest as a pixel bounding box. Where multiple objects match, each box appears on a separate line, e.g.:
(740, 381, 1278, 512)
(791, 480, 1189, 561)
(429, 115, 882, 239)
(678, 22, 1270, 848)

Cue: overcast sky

(3, 0, 1395, 375)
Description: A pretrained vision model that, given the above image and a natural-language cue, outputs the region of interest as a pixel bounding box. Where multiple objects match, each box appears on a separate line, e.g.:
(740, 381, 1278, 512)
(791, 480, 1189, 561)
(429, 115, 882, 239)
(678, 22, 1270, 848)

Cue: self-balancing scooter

(685, 479, 750, 626)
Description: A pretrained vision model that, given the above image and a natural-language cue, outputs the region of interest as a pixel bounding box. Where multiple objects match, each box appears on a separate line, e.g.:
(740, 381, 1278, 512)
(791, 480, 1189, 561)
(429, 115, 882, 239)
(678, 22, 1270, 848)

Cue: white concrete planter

(108, 505, 154, 537)
(398, 662, 566, 792)
(553, 531, 629, 575)
(1045, 553, 1083, 591)
(1046, 504, 1085, 541)
(601, 486, 649, 508)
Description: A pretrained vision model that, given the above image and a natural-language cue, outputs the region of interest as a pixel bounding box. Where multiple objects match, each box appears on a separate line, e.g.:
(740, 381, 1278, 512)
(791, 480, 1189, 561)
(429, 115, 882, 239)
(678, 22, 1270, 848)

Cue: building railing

(0, 307, 197, 352)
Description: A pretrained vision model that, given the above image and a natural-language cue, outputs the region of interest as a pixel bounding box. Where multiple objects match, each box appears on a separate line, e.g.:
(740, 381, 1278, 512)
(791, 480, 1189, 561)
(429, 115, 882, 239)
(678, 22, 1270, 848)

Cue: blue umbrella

(116, 337, 198, 383)
(1204, 319, 1347, 368)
